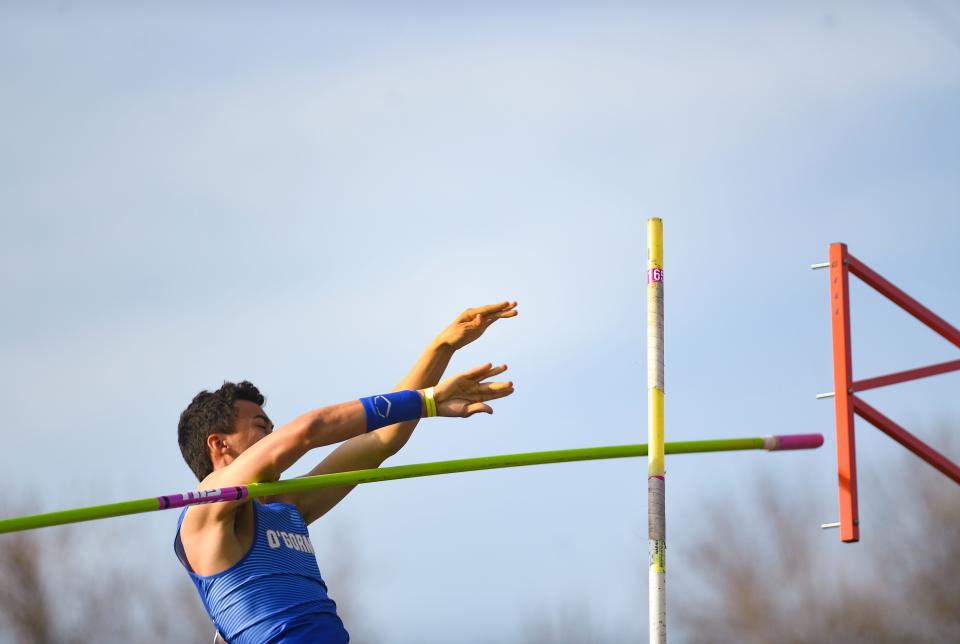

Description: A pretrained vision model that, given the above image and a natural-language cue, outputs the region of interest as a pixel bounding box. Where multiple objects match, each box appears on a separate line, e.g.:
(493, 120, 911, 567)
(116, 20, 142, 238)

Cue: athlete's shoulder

(183, 471, 253, 529)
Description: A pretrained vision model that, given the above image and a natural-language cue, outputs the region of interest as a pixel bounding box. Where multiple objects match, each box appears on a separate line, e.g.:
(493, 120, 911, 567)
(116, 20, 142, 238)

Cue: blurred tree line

(0, 515, 211, 643)
(678, 429, 960, 643)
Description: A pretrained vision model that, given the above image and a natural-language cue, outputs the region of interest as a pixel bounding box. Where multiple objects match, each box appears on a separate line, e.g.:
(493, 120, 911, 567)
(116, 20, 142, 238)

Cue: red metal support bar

(852, 395, 960, 485)
(852, 359, 960, 393)
(846, 253, 960, 348)
(828, 243, 859, 542)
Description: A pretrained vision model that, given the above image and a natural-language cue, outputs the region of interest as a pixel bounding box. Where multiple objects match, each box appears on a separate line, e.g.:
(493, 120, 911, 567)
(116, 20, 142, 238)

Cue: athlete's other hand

(436, 301, 518, 351)
(434, 363, 514, 417)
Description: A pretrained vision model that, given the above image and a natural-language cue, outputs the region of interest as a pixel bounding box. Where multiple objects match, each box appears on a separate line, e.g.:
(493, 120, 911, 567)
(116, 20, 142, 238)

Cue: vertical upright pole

(647, 218, 666, 643)
(828, 242, 859, 542)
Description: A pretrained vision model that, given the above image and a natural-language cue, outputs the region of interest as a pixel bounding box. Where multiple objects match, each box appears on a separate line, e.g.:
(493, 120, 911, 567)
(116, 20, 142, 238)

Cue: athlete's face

(230, 400, 274, 453)
(207, 399, 275, 471)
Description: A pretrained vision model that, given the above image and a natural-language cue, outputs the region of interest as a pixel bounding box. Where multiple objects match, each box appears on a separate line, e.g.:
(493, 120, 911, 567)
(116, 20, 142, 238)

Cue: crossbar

(0, 434, 822, 534)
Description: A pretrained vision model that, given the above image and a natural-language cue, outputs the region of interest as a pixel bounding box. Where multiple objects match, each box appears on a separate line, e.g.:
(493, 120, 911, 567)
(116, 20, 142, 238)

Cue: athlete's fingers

(477, 301, 514, 315)
(480, 387, 514, 403)
(462, 301, 507, 319)
(483, 302, 517, 317)
(466, 301, 510, 320)
(481, 310, 518, 328)
(476, 381, 514, 397)
(474, 364, 508, 380)
(460, 363, 507, 381)
(478, 379, 513, 391)
(460, 362, 496, 380)
(464, 383, 513, 404)
(464, 402, 493, 417)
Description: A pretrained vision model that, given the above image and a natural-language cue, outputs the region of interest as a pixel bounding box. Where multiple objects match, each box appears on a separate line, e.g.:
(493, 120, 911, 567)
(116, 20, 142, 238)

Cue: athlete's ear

(207, 433, 229, 457)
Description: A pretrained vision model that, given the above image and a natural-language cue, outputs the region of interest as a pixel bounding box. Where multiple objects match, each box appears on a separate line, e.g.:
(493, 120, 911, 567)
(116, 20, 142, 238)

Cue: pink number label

(647, 267, 663, 284)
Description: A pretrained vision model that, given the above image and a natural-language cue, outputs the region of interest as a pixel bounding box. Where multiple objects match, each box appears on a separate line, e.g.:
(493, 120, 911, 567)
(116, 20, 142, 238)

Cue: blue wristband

(359, 390, 423, 432)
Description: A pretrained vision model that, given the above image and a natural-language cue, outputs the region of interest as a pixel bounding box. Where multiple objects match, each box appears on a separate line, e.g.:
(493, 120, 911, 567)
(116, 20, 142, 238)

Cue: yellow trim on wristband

(424, 387, 437, 417)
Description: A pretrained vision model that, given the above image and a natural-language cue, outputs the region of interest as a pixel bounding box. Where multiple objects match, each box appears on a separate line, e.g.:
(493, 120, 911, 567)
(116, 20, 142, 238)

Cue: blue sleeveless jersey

(174, 500, 349, 644)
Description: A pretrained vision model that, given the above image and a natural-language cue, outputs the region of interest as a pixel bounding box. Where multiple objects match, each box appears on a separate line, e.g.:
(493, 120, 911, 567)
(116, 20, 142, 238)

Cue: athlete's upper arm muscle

(282, 431, 393, 524)
(215, 424, 311, 488)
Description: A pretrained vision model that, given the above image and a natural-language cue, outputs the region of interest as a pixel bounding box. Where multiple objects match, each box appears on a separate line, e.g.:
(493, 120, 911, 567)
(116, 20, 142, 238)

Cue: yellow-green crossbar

(0, 435, 821, 534)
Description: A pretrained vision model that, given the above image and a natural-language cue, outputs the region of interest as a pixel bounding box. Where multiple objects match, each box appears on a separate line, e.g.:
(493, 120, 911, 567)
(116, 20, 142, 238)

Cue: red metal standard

(828, 243, 859, 542)
(826, 242, 960, 544)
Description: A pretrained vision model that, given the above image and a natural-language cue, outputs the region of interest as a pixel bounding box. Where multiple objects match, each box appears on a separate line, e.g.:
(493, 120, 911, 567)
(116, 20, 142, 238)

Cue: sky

(1, 2, 959, 642)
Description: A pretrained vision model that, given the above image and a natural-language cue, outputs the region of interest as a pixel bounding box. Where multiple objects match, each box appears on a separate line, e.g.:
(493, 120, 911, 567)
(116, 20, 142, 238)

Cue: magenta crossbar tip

(763, 433, 824, 451)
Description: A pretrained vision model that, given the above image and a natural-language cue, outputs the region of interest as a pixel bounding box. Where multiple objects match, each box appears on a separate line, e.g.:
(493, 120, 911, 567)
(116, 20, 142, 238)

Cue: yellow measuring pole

(647, 217, 666, 643)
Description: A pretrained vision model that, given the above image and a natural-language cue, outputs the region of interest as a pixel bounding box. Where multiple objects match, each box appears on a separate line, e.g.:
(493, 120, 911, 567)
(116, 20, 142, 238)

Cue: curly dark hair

(177, 381, 266, 481)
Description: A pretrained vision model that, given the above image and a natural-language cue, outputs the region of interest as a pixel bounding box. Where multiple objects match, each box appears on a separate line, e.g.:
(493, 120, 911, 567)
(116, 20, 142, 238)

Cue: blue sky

(2, 2, 958, 642)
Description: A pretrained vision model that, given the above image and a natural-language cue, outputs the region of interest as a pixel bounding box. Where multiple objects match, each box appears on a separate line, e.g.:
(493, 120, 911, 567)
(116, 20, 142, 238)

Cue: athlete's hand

(433, 363, 514, 417)
(435, 301, 518, 351)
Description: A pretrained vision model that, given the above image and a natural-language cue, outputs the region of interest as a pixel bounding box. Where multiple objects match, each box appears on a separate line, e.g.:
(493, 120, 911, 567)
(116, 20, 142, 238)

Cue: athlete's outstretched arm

(288, 301, 518, 523)
(201, 303, 516, 491)
(374, 301, 518, 457)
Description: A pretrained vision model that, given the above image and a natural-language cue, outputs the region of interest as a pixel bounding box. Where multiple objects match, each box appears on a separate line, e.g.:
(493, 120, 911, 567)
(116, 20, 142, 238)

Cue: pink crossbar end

(769, 433, 824, 451)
